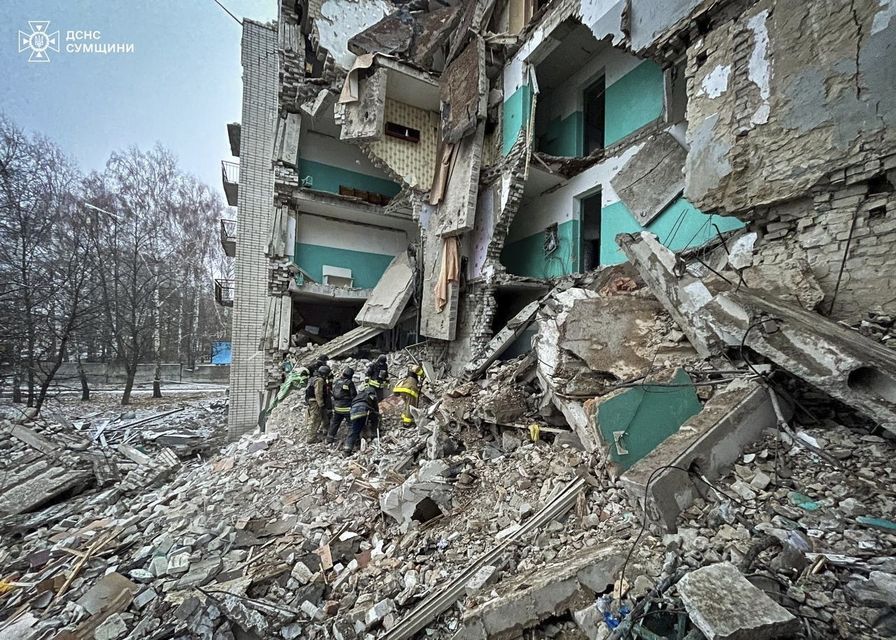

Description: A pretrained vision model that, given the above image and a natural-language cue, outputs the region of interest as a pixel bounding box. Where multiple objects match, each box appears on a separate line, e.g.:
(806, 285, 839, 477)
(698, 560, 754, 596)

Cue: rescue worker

(304, 365, 330, 443)
(344, 384, 379, 454)
(325, 367, 356, 444)
(366, 355, 389, 400)
(393, 367, 421, 427)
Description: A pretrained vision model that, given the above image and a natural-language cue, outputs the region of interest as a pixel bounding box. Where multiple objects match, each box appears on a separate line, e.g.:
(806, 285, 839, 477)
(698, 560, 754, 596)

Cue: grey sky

(0, 0, 277, 198)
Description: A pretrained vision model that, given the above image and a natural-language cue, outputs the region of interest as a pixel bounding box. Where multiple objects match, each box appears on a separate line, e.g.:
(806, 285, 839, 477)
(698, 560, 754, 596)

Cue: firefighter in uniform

(304, 365, 330, 443)
(326, 367, 356, 444)
(393, 367, 422, 427)
(344, 385, 379, 454)
(366, 355, 389, 400)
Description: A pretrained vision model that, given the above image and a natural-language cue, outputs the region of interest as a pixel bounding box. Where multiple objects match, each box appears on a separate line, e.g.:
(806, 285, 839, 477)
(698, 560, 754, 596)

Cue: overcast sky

(0, 0, 277, 198)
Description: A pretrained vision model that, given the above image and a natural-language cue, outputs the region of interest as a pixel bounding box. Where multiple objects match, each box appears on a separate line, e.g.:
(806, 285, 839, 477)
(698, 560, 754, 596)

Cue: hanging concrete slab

(420, 228, 459, 341)
(340, 64, 386, 142)
(433, 123, 485, 237)
(594, 368, 702, 473)
(274, 112, 302, 167)
(355, 252, 416, 329)
(610, 133, 687, 226)
(440, 36, 487, 143)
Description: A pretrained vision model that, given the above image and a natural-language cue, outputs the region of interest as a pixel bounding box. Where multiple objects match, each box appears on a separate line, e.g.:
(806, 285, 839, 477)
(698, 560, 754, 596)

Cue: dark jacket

(350, 388, 379, 420)
(332, 375, 357, 413)
(366, 361, 389, 388)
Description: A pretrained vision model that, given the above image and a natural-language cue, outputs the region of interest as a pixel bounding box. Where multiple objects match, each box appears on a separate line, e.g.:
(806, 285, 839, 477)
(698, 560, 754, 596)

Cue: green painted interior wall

(298, 158, 401, 197)
(502, 85, 532, 155)
(596, 368, 702, 471)
(604, 61, 665, 146)
(294, 243, 395, 289)
(600, 197, 745, 265)
(501, 219, 580, 278)
(538, 112, 584, 157)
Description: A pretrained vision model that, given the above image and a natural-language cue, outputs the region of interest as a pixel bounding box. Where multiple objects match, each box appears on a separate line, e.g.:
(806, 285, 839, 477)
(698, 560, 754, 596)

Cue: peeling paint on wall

(746, 9, 772, 125)
(698, 65, 731, 99)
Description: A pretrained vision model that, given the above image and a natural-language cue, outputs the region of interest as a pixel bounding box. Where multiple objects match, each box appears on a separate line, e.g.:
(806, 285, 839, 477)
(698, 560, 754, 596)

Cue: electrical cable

(209, 0, 243, 25)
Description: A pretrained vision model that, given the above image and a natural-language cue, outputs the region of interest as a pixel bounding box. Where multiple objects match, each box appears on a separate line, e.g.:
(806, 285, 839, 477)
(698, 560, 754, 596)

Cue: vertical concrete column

(227, 21, 278, 439)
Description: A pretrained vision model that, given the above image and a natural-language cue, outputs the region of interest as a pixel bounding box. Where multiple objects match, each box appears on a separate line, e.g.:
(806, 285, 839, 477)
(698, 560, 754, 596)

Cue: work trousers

(327, 410, 350, 443)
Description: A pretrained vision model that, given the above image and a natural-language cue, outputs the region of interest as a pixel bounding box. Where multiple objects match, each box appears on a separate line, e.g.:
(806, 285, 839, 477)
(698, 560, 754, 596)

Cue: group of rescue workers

(295, 355, 423, 454)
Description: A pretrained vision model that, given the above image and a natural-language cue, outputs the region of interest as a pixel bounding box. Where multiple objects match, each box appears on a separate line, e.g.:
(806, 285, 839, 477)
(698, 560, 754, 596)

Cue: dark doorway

(581, 191, 602, 271)
(583, 76, 605, 154)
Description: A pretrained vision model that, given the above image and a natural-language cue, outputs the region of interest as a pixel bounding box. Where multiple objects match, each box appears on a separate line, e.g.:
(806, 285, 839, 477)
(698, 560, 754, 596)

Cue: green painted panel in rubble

(595, 368, 702, 471)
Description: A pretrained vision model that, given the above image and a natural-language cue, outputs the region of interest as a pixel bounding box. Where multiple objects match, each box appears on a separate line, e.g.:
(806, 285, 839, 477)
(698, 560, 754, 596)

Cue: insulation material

(610, 133, 687, 226)
(355, 251, 416, 329)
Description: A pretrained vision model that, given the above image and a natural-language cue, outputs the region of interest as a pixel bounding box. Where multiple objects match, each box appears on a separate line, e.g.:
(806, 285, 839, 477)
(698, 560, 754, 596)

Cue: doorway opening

(583, 75, 606, 155)
(580, 191, 602, 271)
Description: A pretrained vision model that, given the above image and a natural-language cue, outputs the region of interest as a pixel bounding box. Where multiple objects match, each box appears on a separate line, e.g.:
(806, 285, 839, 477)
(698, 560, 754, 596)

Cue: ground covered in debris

(2, 364, 895, 639)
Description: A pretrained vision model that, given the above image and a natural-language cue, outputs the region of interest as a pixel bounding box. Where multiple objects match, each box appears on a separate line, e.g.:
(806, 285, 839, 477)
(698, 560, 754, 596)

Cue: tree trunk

(122, 363, 137, 405)
(190, 271, 200, 369)
(12, 373, 22, 404)
(78, 355, 90, 401)
(153, 285, 162, 398)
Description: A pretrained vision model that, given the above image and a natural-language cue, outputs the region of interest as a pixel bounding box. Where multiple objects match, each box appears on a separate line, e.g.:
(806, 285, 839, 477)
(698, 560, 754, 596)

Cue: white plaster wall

(507, 143, 643, 242)
(296, 213, 409, 254)
(300, 131, 392, 179)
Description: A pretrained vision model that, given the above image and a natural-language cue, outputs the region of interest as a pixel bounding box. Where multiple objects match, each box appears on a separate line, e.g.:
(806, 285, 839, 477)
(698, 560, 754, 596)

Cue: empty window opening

(847, 366, 896, 404)
(385, 122, 420, 143)
(411, 497, 443, 523)
(580, 190, 602, 271)
(583, 76, 605, 154)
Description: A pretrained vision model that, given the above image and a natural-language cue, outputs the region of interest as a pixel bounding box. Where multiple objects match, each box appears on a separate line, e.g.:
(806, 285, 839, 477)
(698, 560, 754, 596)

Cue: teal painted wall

(294, 243, 395, 289)
(502, 85, 533, 155)
(298, 158, 401, 197)
(600, 197, 745, 265)
(501, 219, 580, 278)
(596, 368, 702, 471)
(538, 112, 584, 157)
(604, 61, 665, 146)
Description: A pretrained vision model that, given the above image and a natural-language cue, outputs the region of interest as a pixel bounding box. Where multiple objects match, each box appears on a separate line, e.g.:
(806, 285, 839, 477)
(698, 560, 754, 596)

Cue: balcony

(221, 160, 239, 207)
(214, 279, 234, 307)
(220, 218, 236, 257)
(227, 122, 241, 157)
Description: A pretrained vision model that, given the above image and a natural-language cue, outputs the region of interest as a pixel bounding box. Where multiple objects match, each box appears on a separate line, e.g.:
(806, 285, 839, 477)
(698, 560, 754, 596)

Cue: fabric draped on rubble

(434, 236, 460, 312)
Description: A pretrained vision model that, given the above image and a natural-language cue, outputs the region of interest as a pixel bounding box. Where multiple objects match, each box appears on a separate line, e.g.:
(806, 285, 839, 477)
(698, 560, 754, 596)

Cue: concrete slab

(611, 133, 687, 226)
(440, 36, 487, 143)
(420, 226, 459, 341)
(0, 465, 93, 516)
(677, 562, 799, 640)
(76, 572, 138, 616)
(464, 299, 540, 379)
(355, 251, 415, 329)
(433, 123, 484, 237)
(456, 544, 624, 640)
(620, 378, 784, 531)
(341, 66, 387, 142)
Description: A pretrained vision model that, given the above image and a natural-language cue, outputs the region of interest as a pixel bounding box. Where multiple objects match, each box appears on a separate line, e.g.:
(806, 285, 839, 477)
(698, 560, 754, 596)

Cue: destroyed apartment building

(5, 0, 896, 639)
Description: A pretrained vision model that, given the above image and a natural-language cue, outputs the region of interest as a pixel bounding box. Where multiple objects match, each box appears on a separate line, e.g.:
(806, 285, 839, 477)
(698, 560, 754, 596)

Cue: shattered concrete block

(677, 562, 799, 640)
(355, 251, 415, 329)
(341, 67, 386, 142)
(465, 565, 498, 596)
(93, 613, 128, 640)
(572, 604, 604, 639)
(76, 572, 138, 616)
(457, 545, 623, 640)
(380, 461, 454, 529)
(365, 598, 396, 628)
(846, 571, 896, 608)
(176, 557, 222, 588)
(166, 552, 190, 575)
(291, 561, 315, 584)
(610, 133, 688, 226)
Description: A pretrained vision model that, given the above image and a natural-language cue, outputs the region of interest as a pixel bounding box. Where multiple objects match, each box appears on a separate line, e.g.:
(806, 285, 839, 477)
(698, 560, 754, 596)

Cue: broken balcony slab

(677, 562, 800, 640)
(620, 378, 782, 531)
(610, 132, 687, 226)
(454, 544, 625, 640)
(347, 11, 415, 58)
(355, 251, 416, 329)
(593, 368, 702, 474)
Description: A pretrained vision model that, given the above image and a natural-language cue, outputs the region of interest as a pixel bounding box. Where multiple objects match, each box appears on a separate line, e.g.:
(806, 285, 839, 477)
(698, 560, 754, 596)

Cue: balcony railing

(221, 160, 239, 207)
(214, 278, 234, 307)
(220, 218, 236, 257)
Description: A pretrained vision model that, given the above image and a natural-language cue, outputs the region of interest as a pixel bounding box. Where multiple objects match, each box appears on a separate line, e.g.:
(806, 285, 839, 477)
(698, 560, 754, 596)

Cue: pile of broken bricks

(3, 232, 896, 638)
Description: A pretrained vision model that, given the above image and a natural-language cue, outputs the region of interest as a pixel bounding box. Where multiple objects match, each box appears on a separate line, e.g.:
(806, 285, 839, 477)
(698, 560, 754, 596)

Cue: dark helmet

(408, 369, 419, 380)
(318, 365, 331, 376)
(342, 367, 355, 378)
(377, 354, 387, 363)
